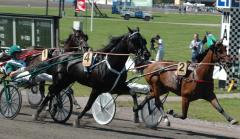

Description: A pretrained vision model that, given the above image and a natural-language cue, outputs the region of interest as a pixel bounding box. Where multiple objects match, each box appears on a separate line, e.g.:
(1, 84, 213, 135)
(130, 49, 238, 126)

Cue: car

(120, 7, 153, 21)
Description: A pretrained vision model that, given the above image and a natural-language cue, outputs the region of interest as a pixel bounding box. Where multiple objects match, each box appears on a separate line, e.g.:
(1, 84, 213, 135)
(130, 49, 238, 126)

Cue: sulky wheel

(141, 97, 162, 128)
(27, 85, 44, 108)
(92, 93, 116, 125)
(0, 84, 22, 119)
(49, 87, 73, 123)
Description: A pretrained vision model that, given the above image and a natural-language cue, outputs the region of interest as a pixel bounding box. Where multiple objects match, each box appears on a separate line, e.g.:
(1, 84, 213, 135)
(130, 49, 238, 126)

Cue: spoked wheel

(49, 88, 73, 123)
(27, 85, 44, 108)
(141, 97, 162, 128)
(0, 85, 22, 119)
(92, 93, 116, 125)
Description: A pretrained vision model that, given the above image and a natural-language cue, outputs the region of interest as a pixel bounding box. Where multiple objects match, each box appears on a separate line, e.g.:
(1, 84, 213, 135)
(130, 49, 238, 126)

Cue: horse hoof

(73, 119, 80, 128)
(230, 119, 238, 125)
(40, 112, 48, 118)
(32, 114, 38, 121)
(132, 106, 138, 113)
(134, 117, 140, 123)
(163, 118, 171, 127)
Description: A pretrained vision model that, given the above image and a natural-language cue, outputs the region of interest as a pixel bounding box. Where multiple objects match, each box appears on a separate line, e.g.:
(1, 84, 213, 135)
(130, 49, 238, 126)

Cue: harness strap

(19, 50, 42, 60)
(195, 80, 213, 84)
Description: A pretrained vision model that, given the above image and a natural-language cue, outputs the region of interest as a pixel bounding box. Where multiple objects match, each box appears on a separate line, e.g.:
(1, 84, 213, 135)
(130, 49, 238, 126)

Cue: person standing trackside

(155, 35, 164, 61)
(189, 33, 203, 62)
(150, 36, 157, 59)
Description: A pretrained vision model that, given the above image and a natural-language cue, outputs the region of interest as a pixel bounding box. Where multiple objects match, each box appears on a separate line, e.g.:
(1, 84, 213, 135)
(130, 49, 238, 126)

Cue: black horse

(64, 29, 89, 53)
(32, 27, 151, 126)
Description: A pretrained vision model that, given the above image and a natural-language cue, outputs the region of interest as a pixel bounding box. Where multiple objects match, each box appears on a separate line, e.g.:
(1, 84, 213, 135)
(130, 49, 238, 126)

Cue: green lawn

(0, 6, 221, 62)
(118, 98, 240, 123)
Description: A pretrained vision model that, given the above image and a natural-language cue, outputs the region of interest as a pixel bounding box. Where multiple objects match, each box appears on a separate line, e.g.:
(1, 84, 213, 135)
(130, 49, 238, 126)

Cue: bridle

(72, 33, 89, 53)
(127, 31, 147, 61)
(212, 42, 229, 68)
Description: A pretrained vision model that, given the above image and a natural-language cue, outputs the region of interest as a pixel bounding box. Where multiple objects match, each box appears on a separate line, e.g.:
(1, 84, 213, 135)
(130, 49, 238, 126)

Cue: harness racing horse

(32, 27, 151, 126)
(25, 29, 89, 107)
(141, 39, 238, 125)
(64, 29, 89, 53)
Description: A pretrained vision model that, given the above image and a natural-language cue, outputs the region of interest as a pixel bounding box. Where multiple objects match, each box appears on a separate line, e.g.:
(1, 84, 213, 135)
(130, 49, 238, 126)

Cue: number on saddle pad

(82, 52, 93, 67)
(41, 49, 48, 61)
(177, 62, 187, 76)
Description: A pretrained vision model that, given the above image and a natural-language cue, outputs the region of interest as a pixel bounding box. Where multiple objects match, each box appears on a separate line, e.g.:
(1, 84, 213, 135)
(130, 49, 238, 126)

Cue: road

(0, 93, 239, 139)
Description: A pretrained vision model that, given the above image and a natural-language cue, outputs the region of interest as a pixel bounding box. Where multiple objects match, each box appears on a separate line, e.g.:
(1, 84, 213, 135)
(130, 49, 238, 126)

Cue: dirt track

(0, 93, 239, 139)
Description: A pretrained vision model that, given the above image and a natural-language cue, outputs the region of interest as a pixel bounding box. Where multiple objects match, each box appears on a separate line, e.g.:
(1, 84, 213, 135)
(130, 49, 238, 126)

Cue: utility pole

(59, 0, 62, 17)
(62, 0, 65, 16)
(74, 0, 78, 17)
(46, 0, 49, 15)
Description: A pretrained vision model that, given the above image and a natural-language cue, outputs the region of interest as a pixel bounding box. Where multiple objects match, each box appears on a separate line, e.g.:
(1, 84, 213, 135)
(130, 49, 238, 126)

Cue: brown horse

(138, 39, 238, 125)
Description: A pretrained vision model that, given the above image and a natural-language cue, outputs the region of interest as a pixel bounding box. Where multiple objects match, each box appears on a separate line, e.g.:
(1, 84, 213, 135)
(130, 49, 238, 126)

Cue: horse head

(64, 30, 89, 52)
(210, 39, 231, 68)
(126, 27, 151, 67)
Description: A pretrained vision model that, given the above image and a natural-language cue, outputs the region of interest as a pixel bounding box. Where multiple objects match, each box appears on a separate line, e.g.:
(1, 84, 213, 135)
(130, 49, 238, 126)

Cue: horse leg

(155, 96, 170, 126)
(133, 95, 153, 112)
(131, 93, 140, 123)
(33, 74, 73, 121)
(73, 89, 99, 128)
(168, 96, 190, 120)
(39, 81, 45, 98)
(67, 87, 81, 109)
(207, 93, 238, 125)
(171, 96, 190, 119)
(32, 92, 53, 121)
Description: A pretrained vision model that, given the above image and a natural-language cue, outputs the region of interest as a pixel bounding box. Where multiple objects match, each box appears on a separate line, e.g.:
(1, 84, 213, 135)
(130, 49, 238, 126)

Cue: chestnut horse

(140, 39, 238, 125)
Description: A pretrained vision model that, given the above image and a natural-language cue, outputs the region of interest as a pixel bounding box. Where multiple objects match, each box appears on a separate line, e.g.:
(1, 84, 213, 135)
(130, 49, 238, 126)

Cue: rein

(19, 50, 42, 60)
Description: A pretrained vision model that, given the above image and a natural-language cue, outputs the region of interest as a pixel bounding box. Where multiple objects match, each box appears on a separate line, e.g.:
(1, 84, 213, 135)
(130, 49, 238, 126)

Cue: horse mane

(98, 35, 125, 52)
(195, 42, 218, 62)
(195, 48, 209, 62)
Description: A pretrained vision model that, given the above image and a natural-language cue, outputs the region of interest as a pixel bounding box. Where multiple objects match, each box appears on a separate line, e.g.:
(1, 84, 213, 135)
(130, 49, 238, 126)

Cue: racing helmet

(8, 45, 22, 56)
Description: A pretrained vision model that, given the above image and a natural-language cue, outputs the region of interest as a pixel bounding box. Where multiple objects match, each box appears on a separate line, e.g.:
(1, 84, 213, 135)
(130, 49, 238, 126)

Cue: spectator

(150, 36, 157, 59)
(189, 33, 204, 62)
(155, 35, 164, 61)
(178, 6, 182, 14)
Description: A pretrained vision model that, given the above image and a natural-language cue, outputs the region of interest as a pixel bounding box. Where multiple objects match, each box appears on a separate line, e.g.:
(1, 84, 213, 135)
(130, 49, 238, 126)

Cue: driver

(4, 45, 81, 109)
(4, 45, 52, 83)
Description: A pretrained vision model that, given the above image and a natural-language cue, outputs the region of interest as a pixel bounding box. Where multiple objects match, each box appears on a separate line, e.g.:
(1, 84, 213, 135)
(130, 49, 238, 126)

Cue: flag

(75, 0, 86, 12)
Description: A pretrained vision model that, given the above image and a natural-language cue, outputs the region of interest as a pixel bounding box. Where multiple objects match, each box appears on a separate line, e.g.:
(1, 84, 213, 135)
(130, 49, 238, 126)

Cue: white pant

(15, 71, 52, 82)
(127, 83, 150, 94)
(155, 47, 164, 61)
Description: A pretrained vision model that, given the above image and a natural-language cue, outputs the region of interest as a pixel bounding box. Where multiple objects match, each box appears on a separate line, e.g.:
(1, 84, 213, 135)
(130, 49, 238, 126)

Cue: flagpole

(90, 0, 93, 32)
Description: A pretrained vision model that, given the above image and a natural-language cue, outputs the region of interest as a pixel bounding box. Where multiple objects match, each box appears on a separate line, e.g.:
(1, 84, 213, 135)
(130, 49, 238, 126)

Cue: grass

(0, 6, 221, 60)
(0, 6, 227, 96)
(117, 98, 240, 123)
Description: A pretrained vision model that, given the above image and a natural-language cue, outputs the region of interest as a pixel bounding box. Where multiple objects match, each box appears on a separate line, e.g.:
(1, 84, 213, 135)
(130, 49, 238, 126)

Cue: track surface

(0, 95, 239, 139)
